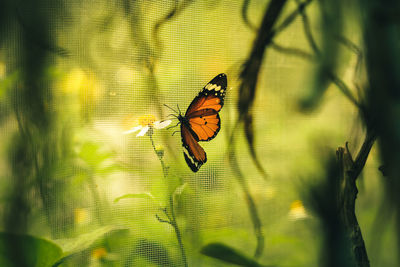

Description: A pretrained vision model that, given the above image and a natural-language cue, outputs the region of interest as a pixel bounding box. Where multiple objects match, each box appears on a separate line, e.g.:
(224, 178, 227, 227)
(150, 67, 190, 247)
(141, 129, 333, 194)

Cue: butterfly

(175, 73, 227, 172)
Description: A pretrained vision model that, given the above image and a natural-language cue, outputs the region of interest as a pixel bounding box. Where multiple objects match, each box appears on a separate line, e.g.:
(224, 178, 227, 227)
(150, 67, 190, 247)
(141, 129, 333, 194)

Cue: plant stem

(168, 196, 188, 267)
(149, 133, 167, 177)
(149, 134, 188, 267)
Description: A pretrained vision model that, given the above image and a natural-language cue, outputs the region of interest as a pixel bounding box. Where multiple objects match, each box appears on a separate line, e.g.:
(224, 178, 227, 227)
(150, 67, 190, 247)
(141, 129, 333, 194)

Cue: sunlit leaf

(53, 225, 127, 265)
(97, 164, 123, 175)
(0, 232, 62, 267)
(114, 192, 160, 207)
(200, 242, 268, 267)
(173, 183, 187, 198)
(172, 183, 187, 211)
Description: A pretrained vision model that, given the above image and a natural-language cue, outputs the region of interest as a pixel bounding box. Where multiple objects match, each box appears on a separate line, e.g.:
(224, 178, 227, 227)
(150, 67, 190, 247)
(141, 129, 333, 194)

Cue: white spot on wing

(215, 86, 221, 91)
(207, 84, 217, 90)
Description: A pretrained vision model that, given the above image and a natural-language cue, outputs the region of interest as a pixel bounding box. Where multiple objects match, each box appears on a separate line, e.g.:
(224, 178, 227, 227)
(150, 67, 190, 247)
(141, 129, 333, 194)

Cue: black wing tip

(209, 73, 227, 87)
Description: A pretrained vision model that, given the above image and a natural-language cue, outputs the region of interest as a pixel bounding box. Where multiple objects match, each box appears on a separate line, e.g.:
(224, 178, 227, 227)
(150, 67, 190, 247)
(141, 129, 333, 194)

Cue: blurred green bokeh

(0, 0, 397, 266)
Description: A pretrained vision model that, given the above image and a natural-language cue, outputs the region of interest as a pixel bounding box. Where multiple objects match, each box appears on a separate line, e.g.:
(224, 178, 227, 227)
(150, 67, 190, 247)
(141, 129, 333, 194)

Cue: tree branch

(336, 131, 376, 267)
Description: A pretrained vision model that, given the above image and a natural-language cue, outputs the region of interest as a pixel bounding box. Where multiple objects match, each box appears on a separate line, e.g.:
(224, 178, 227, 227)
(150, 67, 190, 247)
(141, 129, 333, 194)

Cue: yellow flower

(123, 114, 171, 137)
(91, 247, 107, 260)
(289, 200, 308, 220)
(138, 114, 156, 126)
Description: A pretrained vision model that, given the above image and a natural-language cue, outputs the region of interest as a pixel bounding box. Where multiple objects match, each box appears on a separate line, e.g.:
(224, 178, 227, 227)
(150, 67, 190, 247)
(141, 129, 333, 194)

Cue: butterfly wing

(185, 73, 227, 141)
(186, 73, 227, 116)
(181, 123, 206, 172)
(180, 73, 227, 172)
(187, 108, 221, 141)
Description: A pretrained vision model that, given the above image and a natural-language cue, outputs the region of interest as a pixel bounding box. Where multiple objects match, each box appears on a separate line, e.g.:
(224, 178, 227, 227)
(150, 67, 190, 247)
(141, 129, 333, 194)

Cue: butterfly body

(177, 73, 227, 172)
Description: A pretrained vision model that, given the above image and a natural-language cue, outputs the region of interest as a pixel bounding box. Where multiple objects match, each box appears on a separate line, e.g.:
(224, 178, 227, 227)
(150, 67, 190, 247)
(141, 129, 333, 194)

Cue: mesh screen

(0, 0, 395, 266)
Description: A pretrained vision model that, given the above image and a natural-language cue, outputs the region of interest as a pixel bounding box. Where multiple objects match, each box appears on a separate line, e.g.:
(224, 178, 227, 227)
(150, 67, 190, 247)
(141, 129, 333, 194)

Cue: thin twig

(295, 0, 320, 55)
(274, 0, 313, 35)
(149, 133, 168, 177)
(270, 41, 314, 60)
(328, 72, 361, 108)
(294, 0, 361, 108)
(336, 35, 362, 58)
(153, 0, 193, 52)
(241, 0, 257, 30)
(335, 35, 364, 101)
(168, 196, 188, 267)
(155, 213, 173, 225)
(273, 0, 362, 108)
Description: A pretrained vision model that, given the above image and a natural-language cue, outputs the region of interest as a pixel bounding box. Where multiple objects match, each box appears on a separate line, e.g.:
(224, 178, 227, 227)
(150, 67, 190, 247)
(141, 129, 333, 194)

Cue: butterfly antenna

(163, 104, 178, 113)
(167, 121, 180, 130)
(177, 104, 181, 115)
(171, 130, 180, 136)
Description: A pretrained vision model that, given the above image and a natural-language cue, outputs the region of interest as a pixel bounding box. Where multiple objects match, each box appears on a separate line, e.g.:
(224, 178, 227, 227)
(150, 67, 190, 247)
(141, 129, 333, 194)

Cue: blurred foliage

(303, 154, 354, 267)
(0, 226, 125, 267)
(0, 232, 62, 267)
(134, 239, 176, 267)
(200, 242, 269, 267)
(0, 0, 399, 266)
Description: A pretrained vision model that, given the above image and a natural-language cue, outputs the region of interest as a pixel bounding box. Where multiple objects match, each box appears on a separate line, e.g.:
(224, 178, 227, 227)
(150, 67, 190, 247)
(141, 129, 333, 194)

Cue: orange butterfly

(175, 73, 227, 172)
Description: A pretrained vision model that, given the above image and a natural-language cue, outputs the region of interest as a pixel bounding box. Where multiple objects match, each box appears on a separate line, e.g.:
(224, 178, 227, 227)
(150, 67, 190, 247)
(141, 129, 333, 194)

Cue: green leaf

(53, 225, 127, 266)
(135, 238, 175, 267)
(172, 183, 187, 210)
(200, 243, 267, 267)
(0, 232, 62, 267)
(173, 183, 187, 198)
(114, 192, 159, 206)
